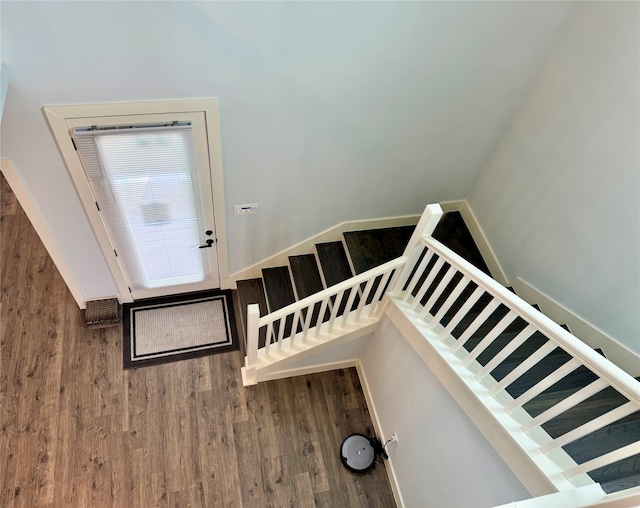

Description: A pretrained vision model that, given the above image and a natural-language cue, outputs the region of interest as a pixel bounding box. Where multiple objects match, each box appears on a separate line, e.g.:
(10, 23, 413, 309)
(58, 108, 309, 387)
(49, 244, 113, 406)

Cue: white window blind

(73, 123, 210, 291)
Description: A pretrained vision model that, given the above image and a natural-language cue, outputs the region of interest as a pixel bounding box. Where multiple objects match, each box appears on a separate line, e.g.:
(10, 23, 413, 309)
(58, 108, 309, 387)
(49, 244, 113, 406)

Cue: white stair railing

(393, 232, 640, 492)
(242, 204, 445, 386)
(242, 256, 405, 385)
(242, 202, 640, 499)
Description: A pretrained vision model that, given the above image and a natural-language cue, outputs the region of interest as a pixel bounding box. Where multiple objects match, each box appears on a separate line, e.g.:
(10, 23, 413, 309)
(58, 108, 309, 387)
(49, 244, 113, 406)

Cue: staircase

(236, 225, 415, 350)
(238, 204, 640, 503)
(420, 264, 640, 495)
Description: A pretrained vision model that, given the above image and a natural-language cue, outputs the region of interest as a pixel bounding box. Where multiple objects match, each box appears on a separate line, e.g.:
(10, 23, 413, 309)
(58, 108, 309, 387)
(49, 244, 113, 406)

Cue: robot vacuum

(340, 433, 387, 473)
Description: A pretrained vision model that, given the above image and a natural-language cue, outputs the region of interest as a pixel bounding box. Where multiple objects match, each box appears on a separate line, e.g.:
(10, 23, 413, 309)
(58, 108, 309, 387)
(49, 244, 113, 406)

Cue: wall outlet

(234, 203, 258, 215)
(389, 433, 398, 443)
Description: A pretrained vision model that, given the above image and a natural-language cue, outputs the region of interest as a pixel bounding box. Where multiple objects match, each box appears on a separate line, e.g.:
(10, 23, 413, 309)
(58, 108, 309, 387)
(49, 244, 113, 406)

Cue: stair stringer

(241, 320, 377, 385)
(384, 295, 596, 498)
(229, 213, 420, 287)
(444, 199, 640, 378)
(512, 276, 640, 377)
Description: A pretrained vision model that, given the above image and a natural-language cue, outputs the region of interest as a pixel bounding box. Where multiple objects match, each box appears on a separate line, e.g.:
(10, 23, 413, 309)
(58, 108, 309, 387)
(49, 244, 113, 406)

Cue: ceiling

(0, 1, 575, 284)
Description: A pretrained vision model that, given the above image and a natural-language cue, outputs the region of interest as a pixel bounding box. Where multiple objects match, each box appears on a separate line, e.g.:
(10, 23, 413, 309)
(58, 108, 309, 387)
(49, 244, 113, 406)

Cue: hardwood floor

(0, 175, 396, 508)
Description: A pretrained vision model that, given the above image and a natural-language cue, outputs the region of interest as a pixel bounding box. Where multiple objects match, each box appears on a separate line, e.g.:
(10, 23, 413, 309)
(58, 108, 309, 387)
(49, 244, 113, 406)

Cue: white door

(68, 112, 220, 300)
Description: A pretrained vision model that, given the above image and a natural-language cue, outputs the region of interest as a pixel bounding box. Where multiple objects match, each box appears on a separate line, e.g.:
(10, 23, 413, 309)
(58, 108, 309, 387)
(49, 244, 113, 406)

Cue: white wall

(0, 63, 9, 123)
(359, 317, 530, 508)
(0, 1, 574, 301)
(468, 2, 640, 354)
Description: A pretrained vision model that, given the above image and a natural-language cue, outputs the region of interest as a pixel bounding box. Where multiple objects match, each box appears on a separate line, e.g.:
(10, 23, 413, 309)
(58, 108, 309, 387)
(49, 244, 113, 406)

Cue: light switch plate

(234, 203, 258, 215)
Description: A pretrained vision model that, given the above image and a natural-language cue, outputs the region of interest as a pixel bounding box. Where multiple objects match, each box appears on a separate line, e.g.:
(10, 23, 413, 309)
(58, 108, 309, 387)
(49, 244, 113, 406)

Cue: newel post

(402, 203, 443, 258)
(242, 303, 260, 386)
(390, 203, 444, 293)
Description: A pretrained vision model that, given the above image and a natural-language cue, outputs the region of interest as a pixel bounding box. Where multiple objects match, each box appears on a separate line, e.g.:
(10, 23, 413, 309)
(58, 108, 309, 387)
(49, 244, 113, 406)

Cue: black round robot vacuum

(340, 433, 376, 473)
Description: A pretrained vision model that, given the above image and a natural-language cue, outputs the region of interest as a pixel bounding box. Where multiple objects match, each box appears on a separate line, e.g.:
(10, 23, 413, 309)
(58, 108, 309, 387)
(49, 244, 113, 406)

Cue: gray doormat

(123, 290, 239, 369)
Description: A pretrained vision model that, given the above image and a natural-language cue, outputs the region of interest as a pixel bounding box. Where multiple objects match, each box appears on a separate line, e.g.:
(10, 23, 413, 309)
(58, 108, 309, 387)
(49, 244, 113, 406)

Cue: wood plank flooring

(0, 175, 396, 508)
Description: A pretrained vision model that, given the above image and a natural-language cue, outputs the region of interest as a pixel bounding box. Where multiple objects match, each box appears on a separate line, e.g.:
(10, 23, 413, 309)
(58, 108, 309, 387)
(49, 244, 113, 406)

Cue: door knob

(199, 239, 215, 249)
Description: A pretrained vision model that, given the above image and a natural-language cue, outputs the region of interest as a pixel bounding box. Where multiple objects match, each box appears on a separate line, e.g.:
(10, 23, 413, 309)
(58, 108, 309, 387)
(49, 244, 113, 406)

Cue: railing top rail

(257, 256, 406, 326)
(420, 235, 640, 405)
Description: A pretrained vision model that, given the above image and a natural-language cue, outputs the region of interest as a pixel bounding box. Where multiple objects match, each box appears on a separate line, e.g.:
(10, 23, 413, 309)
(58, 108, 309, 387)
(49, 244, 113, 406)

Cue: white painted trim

(438, 199, 509, 285)
(421, 236, 639, 404)
(512, 277, 640, 377)
(439, 200, 639, 376)
(1, 158, 87, 308)
(250, 324, 378, 382)
(229, 214, 420, 287)
(258, 359, 358, 382)
(493, 484, 640, 508)
(42, 98, 230, 299)
(355, 361, 405, 508)
(586, 486, 640, 508)
(201, 100, 231, 290)
(492, 484, 607, 508)
(438, 199, 466, 213)
(249, 356, 406, 507)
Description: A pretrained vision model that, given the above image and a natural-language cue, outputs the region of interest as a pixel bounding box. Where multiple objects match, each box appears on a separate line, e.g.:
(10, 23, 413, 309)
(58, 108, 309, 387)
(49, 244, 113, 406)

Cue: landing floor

(0, 175, 395, 508)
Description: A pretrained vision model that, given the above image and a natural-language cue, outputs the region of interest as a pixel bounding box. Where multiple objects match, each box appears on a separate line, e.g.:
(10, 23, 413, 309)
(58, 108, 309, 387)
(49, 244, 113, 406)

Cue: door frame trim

(43, 99, 230, 303)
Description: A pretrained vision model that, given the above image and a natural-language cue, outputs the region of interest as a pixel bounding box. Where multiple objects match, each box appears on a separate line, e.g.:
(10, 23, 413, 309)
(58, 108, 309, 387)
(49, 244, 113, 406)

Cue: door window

(74, 124, 209, 291)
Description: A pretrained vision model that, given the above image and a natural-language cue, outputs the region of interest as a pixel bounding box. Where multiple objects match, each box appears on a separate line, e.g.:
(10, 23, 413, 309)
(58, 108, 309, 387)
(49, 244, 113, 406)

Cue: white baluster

(563, 442, 640, 480)
(521, 378, 608, 432)
(462, 310, 518, 367)
(410, 257, 445, 311)
(450, 299, 501, 354)
(419, 264, 458, 320)
(244, 304, 260, 382)
(541, 401, 639, 453)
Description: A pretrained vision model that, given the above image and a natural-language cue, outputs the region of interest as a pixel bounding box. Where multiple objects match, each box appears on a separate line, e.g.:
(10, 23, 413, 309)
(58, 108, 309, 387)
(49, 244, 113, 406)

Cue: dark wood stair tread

(289, 254, 324, 298)
(454, 305, 511, 343)
(562, 415, 640, 464)
(236, 278, 268, 348)
(262, 266, 298, 338)
(316, 242, 353, 287)
(246, 217, 639, 493)
(262, 266, 296, 311)
(537, 385, 640, 439)
(600, 468, 640, 494)
(344, 225, 414, 274)
(588, 454, 640, 493)
(432, 211, 491, 275)
(289, 254, 326, 327)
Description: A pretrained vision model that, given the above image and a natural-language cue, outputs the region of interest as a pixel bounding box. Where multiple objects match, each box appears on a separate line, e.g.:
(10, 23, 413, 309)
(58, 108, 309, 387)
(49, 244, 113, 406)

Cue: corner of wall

(355, 360, 405, 508)
(439, 200, 510, 286)
(0, 62, 9, 123)
(1, 158, 86, 308)
(441, 201, 639, 375)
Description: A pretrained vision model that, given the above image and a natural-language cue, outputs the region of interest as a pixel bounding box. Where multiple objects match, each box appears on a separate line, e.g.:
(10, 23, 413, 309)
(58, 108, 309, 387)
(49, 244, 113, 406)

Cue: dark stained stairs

(237, 226, 412, 344)
(237, 210, 640, 494)
(414, 227, 640, 495)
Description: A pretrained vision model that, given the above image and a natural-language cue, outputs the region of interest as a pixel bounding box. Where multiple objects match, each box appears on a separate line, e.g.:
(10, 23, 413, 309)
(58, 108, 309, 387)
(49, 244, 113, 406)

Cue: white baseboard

(259, 357, 405, 507)
(511, 277, 640, 377)
(229, 214, 420, 287)
(355, 361, 405, 508)
(439, 200, 509, 285)
(1, 158, 86, 308)
(259, 359, 358, 382)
